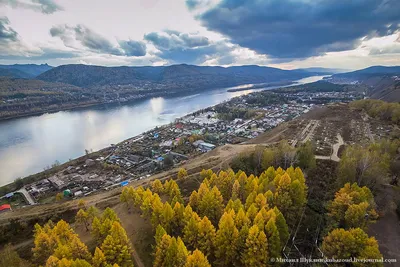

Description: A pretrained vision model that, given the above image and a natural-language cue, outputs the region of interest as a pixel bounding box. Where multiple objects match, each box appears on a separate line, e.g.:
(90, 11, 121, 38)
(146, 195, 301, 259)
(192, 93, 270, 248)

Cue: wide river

(0, 76, 324, 186)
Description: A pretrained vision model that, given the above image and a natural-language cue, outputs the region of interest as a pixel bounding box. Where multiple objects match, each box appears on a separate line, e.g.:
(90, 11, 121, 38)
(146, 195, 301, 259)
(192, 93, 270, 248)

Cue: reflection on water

(0, 76, 325, 185)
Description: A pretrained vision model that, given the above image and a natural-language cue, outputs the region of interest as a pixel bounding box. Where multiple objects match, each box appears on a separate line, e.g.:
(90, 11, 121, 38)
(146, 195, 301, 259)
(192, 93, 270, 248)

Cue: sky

(0, 0, 399, 70)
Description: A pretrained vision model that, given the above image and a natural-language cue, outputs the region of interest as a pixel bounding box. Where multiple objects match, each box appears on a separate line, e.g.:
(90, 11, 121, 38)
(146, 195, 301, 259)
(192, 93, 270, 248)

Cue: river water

(0, 76, 324, 186)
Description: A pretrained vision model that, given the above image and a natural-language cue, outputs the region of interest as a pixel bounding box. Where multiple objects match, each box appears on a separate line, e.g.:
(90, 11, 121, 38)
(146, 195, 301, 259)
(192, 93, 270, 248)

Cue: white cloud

(0, 0, 399, 69)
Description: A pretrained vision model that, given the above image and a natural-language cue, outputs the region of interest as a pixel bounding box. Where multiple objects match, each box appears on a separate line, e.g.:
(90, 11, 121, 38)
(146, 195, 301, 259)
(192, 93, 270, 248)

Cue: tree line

(0, 165, 385, 266)
(350, 99, 400, 125)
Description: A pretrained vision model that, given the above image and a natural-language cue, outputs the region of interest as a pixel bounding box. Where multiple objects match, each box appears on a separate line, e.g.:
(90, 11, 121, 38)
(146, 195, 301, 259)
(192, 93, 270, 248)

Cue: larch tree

(150, 193, 164, 227)
(160, 202, 175, 233)
(32, 220, 91, 265)
(215, 211, 239, 266)
(76, 209, 90, 231)
(77, 199, 87, 210)
(155, 225, 167, 245)
(178, 168, 188, 180)
(183, 212, 201, 250)
(154, 234, 188, 267)
(197, 216, 216, 258)
(100, 221, 133, 267)
(235, 208, 250, 230)
(151, 179, 164, 194)
(265, 219, 281, 260)
(322, 228, 382, 264)
(92, 247, 107, 267)
(328, 183, 378, 229)
(184, 249, 211, 267)
(231, 180, 241, 201)
(198, 186, 224, 225)
(242, 225, 268, 267)
(172, 202, 186, 236)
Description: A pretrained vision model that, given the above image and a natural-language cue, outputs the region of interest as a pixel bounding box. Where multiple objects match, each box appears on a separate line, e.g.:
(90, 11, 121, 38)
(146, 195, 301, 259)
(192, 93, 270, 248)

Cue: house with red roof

(0, 204, 12, 213)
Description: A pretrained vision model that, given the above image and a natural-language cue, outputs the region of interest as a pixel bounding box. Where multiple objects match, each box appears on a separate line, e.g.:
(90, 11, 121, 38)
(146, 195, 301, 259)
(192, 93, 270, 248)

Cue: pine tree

(184, 249, 211, 267)
(242, 225, 268, 266)
(215, 211, 239, 266)
(100, 221, 133, 267)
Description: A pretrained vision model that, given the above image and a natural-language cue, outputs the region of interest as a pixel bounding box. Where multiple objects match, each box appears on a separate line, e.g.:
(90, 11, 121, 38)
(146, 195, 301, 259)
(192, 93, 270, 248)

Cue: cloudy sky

(0, 0, 399, 70)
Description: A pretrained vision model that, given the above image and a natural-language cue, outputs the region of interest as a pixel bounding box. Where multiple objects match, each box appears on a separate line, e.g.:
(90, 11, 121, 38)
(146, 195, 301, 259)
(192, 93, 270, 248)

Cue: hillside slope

(328, 66, 400, 102)
(37, 64, 316, 89)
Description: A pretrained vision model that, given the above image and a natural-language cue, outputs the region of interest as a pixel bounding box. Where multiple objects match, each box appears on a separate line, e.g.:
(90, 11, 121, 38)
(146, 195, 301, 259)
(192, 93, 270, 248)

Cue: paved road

(16, 188, 37, 205)
(315, 133, 344, 162)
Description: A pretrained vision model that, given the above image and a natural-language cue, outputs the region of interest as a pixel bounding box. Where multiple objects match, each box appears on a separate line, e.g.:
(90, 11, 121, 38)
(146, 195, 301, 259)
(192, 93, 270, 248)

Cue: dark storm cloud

(144, 30, 210, 50)
(193, 0, 400, 60)
(0, 0, 63, 14)
(50, 24, 146, 57)
(0, 17, 18, 42)
(144, 30, 232, 64)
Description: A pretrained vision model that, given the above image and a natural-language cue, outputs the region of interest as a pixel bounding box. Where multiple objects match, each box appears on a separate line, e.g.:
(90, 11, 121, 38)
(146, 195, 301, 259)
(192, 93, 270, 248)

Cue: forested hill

(0, 64, 53, 78)
(37, 64, 318, 89)
(332, 66, 400, 79)
(328, 66, 400, 102)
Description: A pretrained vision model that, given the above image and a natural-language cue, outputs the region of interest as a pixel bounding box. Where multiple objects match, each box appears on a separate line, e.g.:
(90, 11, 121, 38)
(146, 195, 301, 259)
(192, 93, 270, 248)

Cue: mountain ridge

(37, 64, 320, 89)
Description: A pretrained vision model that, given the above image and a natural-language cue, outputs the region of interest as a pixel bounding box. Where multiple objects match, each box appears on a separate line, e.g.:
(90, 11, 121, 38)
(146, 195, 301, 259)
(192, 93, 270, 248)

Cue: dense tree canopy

(328, 183, 378, 229)
(121, 167, 308, 266)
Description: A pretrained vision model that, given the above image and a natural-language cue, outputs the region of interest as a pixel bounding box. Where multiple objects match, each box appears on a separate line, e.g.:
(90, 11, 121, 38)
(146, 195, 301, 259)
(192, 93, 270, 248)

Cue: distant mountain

(298, 67, 349, 74)
(332, 66, 400, 79)
(0, 68, 32, 78)
(37, 64, 316, 90)
(0, 64, 53, 78)
(329, 66, 400, 102)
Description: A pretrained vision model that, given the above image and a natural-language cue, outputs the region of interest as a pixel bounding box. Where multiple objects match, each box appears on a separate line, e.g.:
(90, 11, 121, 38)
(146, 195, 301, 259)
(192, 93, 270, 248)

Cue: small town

(0, 83, 372, 208)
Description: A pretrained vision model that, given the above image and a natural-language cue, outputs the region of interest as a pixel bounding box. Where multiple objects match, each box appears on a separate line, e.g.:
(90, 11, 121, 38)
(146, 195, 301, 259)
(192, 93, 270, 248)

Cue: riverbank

(0, 76, 327, 188)
(227, 81, 296, 92)
(0, 79, 296, 121)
